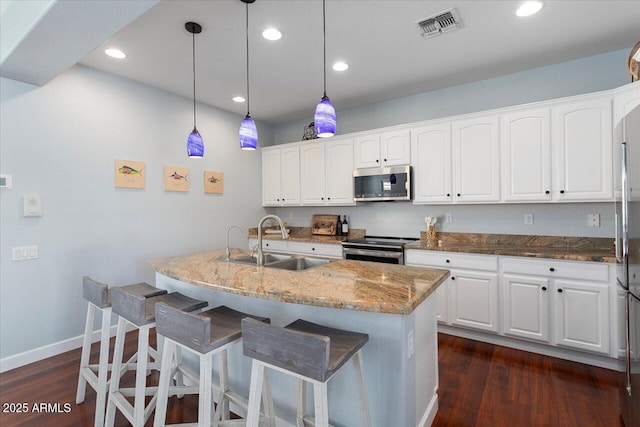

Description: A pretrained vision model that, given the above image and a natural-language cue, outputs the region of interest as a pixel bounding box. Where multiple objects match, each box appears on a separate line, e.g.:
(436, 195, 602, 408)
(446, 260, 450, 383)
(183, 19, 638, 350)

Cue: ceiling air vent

(416, 8, 461, 38)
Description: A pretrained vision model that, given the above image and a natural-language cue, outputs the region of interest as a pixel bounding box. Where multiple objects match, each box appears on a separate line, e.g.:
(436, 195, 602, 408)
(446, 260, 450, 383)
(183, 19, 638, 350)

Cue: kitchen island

(149, 248, 449, 427)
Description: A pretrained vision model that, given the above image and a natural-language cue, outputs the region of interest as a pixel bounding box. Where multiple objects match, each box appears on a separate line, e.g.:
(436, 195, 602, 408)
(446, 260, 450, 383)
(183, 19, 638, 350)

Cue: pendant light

(239, 0, 258, 150)
(186, 22, 204, 158)
(314, 0, 336, 138)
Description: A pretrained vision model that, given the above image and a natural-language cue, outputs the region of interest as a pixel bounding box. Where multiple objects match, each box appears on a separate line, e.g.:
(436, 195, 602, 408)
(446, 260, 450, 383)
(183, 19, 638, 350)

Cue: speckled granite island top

(148, 248, 449, 315)
(406, 232, 617, 263)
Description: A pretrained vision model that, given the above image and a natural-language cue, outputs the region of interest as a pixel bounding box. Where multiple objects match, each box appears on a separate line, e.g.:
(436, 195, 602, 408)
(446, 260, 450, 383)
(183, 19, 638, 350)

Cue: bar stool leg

(174, 345, 185, 398)
(105, 317, 128, 427)
(312, 382, 329, 427)
(220, 349, 230, 420)
(296, 379, 306, 427)
(353, 350, 372, 427)
(261, 369, 275, 427)
(200, 352, 213, 427)
(76, 303, 95, 404)
(94, 307, 112, 427)
(133, 326, 151, 426)
(153, 339, 175, 427)
(246, 360, 265, 427)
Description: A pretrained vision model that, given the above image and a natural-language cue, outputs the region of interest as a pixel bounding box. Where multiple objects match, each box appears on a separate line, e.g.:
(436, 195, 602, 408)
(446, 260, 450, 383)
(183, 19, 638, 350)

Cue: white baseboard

(0, 323, 137, 373)
(419, 393, 438, 427)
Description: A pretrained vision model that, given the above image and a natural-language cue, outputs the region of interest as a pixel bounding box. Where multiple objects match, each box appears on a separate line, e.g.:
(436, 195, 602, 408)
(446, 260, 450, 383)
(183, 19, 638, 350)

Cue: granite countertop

(148, 248, 449, 315)
(247, 226, 365, 245)
(405, 232, 617, 263)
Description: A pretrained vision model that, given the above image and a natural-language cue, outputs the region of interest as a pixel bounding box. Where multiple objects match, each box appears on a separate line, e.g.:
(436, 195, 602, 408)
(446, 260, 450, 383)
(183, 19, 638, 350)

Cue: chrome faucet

(257, 215, 288, 266)
(226, 225, 244, 261)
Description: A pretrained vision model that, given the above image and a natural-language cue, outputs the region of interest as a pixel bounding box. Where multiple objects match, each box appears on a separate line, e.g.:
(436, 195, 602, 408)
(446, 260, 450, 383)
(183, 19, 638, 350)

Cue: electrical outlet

(588, 214, 600, 227)
(445, 213, 453, 223)
(288, 212, 294, 220)
(407, 330, 414, 358)
(524, 214, 533, 225)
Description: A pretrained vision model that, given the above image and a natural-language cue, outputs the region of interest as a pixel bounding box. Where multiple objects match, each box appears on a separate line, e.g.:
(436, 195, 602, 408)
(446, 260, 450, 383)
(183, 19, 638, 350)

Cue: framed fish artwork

(204, 171, 224, 194)
(164, 166, 189, 192)
(115, 159, 145, 189)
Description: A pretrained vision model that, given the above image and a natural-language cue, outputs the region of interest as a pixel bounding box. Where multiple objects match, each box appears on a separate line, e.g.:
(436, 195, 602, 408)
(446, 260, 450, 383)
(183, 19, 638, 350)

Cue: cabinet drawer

(405, 250, 498, 272)
(287, 241, 343, 258)
(501, 257, 609, 282)
(248, 238, 288, 253)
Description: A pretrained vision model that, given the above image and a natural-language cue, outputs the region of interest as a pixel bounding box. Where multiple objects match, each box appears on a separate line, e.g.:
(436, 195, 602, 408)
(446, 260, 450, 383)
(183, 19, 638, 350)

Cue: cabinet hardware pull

(327, 197, 331, 200)
(446, 193, 450, 197)
(545, 190, 550, 194)
(542, 286, 547, 291)
(560, 190, 565, 194)
(321, 197, 324, 200)
(549, 267, 555, 272)
(451, 277, 455, 280)
(312, 248, 315, 251)
(384, 158, 387, 162)
(557, 288, 563, 293)
(445, 259, 450, 263)
(376, 159, 379, 163)
(457, 193, 461, 197)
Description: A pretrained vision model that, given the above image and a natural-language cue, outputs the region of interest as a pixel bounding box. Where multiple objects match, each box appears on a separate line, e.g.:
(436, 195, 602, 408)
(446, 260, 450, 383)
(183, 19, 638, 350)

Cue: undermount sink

(229, 253, 292, 265)
(265, 257, 332, 271)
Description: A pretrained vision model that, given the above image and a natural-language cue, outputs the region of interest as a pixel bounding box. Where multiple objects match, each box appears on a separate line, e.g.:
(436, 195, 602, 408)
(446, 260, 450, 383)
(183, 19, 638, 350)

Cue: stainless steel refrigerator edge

(618, 105, 640, 427)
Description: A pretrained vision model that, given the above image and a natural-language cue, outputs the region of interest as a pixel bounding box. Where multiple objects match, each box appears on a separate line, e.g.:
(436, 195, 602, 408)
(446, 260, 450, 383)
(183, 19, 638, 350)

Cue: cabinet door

(452, 116, 500, 202)
(381, 129, 411, 166)
(411, 123, 453, 203)
(502, 274, 550, 343)
(300, 143, 326, 205)
(354, 134, 381, 168)
(435, 281, 449, 324)
(553, 97, 613, 201)
(280, 146, 300, 205)
(555, 279, 610, 355)
(325, 137, 355, 205)
(262, 149, 282, 206)
(449, 270, 499, 333)
(501, 108, 552, 201)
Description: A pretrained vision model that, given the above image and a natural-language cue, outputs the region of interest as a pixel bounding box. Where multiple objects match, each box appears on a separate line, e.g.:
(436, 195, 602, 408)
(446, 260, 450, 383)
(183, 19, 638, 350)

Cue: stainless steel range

(342, 236, 418, 265)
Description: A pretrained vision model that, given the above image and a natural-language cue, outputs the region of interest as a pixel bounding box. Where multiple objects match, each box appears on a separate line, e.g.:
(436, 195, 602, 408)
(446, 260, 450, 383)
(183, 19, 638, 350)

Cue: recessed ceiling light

(262, 28, 282, 41)
(232, 96, 246, 103)
(104, 48, 126, 59)
(516, 1, 544, 17)
(332, 62, 349, 72)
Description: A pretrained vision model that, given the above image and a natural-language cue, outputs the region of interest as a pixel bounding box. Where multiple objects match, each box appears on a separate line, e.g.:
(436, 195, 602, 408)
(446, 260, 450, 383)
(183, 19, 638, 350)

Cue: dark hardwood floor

(0, 331, 621, 426)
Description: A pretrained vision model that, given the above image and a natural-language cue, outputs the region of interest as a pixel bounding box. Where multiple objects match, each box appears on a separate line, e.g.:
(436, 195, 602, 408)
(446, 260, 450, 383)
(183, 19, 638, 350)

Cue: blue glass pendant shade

(239, 114, 258, 150)
(187, 128, 204, 158)
(314, 94, 336, 138)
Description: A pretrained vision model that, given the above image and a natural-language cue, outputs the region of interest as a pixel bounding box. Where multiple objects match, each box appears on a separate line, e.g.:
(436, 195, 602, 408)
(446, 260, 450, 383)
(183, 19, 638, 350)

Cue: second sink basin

(266, 257, 332, 271)
(230, 253, 292, 265)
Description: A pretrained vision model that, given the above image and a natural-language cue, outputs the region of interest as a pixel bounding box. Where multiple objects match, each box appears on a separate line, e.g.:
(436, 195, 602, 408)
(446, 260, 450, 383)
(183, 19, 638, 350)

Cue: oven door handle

(343, 248, 404, 259)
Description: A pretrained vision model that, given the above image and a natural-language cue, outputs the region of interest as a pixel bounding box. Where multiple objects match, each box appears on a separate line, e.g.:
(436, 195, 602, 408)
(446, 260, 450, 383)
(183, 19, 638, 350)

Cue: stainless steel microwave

(353, 165, 412, 202)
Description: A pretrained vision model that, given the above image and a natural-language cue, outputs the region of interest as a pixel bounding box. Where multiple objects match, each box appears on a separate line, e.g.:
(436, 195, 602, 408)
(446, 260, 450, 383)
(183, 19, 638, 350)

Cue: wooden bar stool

(241, 318, 371, 427)
(104, 287, 207, 427)
(76, 277, 166, 427)
(153, 303, 275, 427)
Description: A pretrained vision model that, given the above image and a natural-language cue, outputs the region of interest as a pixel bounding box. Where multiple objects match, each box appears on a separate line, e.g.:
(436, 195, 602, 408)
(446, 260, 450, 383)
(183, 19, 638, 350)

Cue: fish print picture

(114, 159, 145, 189)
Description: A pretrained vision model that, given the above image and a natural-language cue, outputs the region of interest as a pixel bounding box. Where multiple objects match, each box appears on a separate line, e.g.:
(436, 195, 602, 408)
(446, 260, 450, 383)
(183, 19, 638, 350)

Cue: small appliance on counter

(342, 236, 418, 265)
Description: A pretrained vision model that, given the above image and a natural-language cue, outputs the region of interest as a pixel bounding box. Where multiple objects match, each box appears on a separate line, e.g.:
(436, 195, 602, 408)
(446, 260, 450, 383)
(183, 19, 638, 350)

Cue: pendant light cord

(322, 0, 327, 96)
(246, 2, 250, 116)
(192, 30, 197, 129)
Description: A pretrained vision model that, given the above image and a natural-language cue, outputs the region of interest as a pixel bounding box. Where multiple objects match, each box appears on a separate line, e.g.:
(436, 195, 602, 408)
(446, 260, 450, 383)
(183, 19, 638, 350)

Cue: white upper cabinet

(411, 123, 453, 203)
(380, 129, 411, 166)
(325, 137, 355, 205)
(452, 115, 501, 202)
(354, 130, 410, 168)
(263, 146, 300, 206)
(354, 134, 381, 168)
(552, 96, 613, 201)
(501, 108, 552, 202)
(300, 137, 355, 206)
(300, 142, 326, 205)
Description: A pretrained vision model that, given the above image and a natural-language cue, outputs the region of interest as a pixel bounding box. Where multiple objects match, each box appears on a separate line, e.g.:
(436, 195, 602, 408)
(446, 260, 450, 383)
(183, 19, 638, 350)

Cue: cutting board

(312, 214, 339, 235)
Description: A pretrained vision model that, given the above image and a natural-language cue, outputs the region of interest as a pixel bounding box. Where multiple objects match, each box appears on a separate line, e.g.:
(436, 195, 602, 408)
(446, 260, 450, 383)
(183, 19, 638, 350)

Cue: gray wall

(0, 65, 272, 359)
(272, 48, 633, 238)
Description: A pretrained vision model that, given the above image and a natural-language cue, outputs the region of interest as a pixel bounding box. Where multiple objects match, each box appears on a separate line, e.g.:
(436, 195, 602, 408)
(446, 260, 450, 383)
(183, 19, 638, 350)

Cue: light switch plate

(445, 213, 453, 223)
(524, 214, 534, 225)
(588, 214, 600, 227)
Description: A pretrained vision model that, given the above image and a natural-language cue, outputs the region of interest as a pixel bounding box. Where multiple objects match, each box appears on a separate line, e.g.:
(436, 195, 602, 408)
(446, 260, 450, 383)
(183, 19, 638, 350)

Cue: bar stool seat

(242, 318, 371, 427)
(105, 286, 207, 427)
(76, 277, 165, 427)
(153, 304, 275, 427)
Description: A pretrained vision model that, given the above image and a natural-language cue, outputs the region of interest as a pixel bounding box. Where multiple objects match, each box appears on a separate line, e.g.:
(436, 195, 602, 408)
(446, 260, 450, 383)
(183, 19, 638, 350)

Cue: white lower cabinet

(502, 274, 550, 343)
(406, 249, 617, 359)
(449, 270, 499, 333)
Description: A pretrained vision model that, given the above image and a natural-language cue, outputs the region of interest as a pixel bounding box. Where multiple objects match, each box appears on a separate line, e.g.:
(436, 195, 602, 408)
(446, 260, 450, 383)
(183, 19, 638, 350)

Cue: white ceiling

(8, 1, 640, 125)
